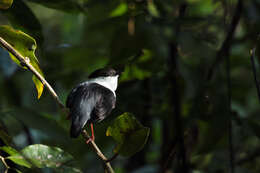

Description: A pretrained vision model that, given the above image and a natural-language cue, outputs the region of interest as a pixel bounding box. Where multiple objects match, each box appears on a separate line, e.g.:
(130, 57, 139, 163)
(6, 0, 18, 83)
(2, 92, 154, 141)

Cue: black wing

(66, 82, 116, 138)
(89, 86, 116, 123)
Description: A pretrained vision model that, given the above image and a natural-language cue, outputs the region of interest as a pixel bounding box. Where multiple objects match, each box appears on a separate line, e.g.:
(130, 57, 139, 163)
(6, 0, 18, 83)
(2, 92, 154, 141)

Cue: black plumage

(88, 68, 119, 78)
(66, 82, 116, 138)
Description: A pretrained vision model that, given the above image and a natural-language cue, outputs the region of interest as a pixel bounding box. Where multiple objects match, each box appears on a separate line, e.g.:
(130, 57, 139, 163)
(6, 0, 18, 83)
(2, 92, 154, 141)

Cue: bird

(66, 67, 120, 143)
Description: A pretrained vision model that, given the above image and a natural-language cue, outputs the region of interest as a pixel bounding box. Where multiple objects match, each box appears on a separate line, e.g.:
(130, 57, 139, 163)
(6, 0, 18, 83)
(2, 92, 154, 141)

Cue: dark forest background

(1, 0, 260, 173)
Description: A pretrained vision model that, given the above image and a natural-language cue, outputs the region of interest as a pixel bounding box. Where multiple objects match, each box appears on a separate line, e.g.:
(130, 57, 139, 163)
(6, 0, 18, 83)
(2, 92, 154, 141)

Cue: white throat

(89, 75, 119, 96)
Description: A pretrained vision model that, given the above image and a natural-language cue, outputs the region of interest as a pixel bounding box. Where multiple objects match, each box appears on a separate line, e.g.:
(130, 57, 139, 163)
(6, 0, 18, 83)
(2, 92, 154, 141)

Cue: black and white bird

(66, 68, 119, 142)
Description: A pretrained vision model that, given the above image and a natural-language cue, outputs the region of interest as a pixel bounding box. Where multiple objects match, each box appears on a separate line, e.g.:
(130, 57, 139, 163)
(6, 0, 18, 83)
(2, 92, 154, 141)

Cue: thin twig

(225, 41, 235, 173)
(160, 138, 178, 173)
(82, 130, 114, 173)
(106, 153, 118, 163)
(0, 36, 115, 173)
(207, 0, 242, 81)
(161, 3, 188, 173)
(250, 48, 260, 102)
(172, 4, 188, 173)
(0, 156, 9, 169)
(0, 37, 64, 109)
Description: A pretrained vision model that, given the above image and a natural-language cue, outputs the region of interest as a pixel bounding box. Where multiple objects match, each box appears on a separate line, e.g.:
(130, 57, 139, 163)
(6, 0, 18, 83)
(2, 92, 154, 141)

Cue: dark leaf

(1, 0, 43, 44)
(106, 112, 150, 157)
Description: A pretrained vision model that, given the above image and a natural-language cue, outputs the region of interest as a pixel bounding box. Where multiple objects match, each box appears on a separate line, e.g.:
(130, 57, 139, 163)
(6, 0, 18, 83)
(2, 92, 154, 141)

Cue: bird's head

(88, 67, 121, 92)
(88, 67, 120, 79)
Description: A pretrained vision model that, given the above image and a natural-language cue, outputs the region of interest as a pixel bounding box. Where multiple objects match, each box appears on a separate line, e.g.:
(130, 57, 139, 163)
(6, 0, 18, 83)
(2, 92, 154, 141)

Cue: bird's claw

(85, 136, 95, 144)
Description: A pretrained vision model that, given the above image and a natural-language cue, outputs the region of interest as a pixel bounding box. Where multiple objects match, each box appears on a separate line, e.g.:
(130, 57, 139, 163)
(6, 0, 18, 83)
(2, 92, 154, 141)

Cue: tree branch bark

(207, 0, 243, 81)
(0, 36, 115, 173)
(0, 37, 64, 109)
(250, 47, 260, 103)
(162, 3, 189, 173)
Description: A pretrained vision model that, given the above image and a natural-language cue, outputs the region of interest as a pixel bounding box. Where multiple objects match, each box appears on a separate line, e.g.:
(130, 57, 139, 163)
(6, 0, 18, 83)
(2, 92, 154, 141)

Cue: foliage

(0, 25, 44, 98)
(106, 112, 150, 157)
(0, 0, 260, 173)
(1, 145, 80, 172)
(0, 0, 13, 10)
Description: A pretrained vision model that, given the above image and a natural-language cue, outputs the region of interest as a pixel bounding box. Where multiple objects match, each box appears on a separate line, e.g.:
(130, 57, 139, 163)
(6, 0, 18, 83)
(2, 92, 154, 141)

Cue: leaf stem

(0, 36, 115, 173)
(0, 155, 10, 169)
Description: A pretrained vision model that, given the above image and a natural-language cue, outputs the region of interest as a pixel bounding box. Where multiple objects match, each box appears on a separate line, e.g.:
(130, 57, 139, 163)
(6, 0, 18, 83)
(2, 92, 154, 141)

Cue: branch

(0, 155, 10, 169)
(106, 153, 119, 163)
(81, 130, 114, 173)
(0, 37, 64, 109)
(207, 0, 243, 81)
(225, 37, 235, 173)
(0, 36, 115, 173)
(163, 3, 189, 173)
(160, 138, 178, 173)
(249, 47, 260, 103)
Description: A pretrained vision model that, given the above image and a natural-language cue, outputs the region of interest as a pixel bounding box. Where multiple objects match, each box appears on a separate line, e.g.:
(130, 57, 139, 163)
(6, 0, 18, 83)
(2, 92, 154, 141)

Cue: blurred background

(1, 0, 260, 172)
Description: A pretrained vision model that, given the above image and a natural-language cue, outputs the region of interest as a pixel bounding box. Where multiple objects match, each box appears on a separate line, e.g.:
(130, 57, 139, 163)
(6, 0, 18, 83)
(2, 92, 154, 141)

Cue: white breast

(88, 75, 119, 96)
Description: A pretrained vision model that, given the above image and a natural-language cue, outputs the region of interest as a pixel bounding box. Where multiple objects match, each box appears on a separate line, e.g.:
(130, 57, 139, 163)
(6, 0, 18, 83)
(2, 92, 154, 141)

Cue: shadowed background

(1, 0, 260, 173)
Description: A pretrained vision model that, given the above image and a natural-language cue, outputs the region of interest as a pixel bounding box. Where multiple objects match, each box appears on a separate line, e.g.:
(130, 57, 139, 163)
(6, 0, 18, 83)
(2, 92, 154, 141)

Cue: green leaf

(0, 146, 32, 168)
(0, 0, 13, 9)
(0, 25, 44, 98)
(7, 155, 32, 168)
(106, 112, 150, 157)
(110, 3, 128, 17)
(0, 146, 20, 156)
(14, 169, 22, 173)
(2, 0, 44, 44)
(147, 1, 159, 17)
(187, 0, 220, 16)
(7, 144, 74, 169)
(32, 75, 44, 99)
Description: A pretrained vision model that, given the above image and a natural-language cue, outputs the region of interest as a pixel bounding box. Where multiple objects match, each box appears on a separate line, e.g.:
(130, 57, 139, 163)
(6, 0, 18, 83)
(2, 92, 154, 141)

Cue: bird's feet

(85, 123, 95, 144)
(86, 135, 95, 144)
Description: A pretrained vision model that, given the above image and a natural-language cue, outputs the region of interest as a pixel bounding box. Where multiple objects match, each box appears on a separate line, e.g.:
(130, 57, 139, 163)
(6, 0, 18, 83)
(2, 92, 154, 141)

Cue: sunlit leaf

(32, 75, 44, 100)
(0, 146, 20, 156)
(7, 154, 32, 168)
(110, 3, 128, 17)
(0, 0, 13, 9)
(0, 146, 32, 168)
(7, 144, 75, 169)
(0, 25, 44, 98)
(106, 112, 150, 157)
